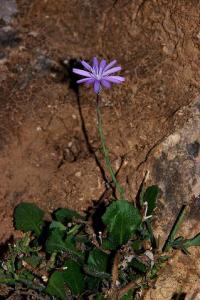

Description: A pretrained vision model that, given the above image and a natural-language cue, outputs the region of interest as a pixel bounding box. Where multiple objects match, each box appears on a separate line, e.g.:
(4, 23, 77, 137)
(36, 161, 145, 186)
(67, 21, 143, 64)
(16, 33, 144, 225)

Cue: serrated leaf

(54, 208, 82, 225)
(14, 203, 44, 237)
(87, 249, 109, 273)
(102, 200, 141, 247)
(45, 271, 68, 300)
(143, 185, 159, 216)
(63, 260, 84, 295)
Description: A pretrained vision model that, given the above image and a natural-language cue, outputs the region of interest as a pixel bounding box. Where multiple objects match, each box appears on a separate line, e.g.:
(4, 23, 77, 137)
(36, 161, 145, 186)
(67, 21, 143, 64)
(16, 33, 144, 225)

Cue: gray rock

(0, 26, 21, 48)
(151, 98, 200, 222)
(0, 0, 18, 23)
(34, 55, 56, 72)
(143, 98, 200, 300)
(0, 51, 6, 60)
(186, 141, 200, 158)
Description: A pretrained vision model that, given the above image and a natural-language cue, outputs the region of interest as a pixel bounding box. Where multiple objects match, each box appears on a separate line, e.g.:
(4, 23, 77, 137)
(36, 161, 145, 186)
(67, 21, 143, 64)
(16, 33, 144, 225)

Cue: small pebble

(75, 171, 82, 177)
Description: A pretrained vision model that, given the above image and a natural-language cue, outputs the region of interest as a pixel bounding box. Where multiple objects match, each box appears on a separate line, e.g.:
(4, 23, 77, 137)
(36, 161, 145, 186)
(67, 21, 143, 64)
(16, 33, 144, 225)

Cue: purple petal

(77, 78, 94, 84)
(99, 59, 107, 75)
(73, 68, 92, 78)
(94, 80, 101, 94)
(102, 76, 125, 83)
(85, 78, 95, 86)
(101, 79, 111, 88)
(93, 57, 99, 72)
(102, 66, 122, 76)
(81, 60, 92, 72)
(103, 60, 117, 72)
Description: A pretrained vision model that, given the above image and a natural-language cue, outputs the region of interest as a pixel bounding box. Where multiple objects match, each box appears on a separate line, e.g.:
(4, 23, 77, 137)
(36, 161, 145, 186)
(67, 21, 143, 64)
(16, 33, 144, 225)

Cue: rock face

(149, 99, 200, 239)
(141, 98, 200, 300)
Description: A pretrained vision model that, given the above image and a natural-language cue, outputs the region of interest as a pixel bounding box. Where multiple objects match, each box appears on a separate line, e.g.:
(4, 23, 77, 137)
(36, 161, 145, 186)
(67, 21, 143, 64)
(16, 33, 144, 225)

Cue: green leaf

(14, 203, 44, 237)
(63, 260, 85, 295)
(143, 185, 159, 216)
(132, 240, 142, 251)
(19, 270, 34, 281)
(102, 236, 118, 250)
(54, 208, 82, 225)
(64, 236, 84, 261)
(46, 230, 84, 262)
(171, 236, 184, 249)
(184, 233, 200, 248)
(120, 289, 134, 300)
(86, 276, 100, 292)
(173, 233, 200, 253)
(102, 200, 141, 247)
(145, 220, 157, 249)
(68, 224, 82, 236)
(46, 229, 65, 253)
(85, 249, 110, 280)
(46, 271, 68, 300)
(158, 255, 170, 262)
(129, 258, 148, 273)
(23, 255, 42, 268)
(49, 221, 67, 231)
(46, 229, 67, 254)
(87, 249, 109, 273)
(0, 275, 17, 285)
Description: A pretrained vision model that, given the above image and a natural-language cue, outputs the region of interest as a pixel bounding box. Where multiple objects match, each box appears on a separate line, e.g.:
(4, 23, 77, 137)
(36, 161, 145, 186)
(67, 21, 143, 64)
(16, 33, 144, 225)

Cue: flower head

(73, 57, 125, 94)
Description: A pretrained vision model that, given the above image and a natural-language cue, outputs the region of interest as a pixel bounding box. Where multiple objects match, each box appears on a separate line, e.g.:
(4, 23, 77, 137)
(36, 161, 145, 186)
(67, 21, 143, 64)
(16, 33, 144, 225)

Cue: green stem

(96, 94, 125, 200)
(162, 205, 187, 252)
(145, 220, 157, 250)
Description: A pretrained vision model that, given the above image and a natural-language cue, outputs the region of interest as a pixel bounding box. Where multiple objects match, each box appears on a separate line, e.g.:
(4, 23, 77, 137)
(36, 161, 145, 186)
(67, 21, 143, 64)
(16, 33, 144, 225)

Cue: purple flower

(73, 57, 125, 94)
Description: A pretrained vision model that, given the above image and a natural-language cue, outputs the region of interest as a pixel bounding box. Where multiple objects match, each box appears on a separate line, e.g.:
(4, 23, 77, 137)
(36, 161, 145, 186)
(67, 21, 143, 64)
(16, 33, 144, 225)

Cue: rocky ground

(0, 0, 200, 299)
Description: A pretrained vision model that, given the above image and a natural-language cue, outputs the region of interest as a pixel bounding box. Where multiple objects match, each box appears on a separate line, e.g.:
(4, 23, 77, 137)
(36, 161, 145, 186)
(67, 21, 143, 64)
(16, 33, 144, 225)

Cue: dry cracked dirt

(0, 0, 200, 299)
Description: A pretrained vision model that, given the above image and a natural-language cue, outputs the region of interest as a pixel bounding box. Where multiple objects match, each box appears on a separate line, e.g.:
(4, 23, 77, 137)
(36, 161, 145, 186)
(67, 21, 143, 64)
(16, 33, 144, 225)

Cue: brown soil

(0, 0, 200, 297)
